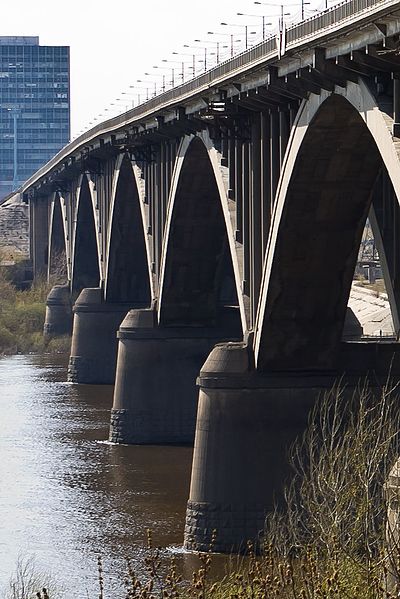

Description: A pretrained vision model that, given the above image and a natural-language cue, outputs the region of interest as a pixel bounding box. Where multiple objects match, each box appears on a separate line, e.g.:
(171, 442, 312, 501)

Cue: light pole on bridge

(220, 22, 255, 50)
(253, 1, 313, 23)
(236, 12, 273, 40)
(206, 32, 249, 58)
(172, 51, 198, 78)
(193, 40, 228, 65)
(161, 59, 195, 84)
(183, 44, 210, 72)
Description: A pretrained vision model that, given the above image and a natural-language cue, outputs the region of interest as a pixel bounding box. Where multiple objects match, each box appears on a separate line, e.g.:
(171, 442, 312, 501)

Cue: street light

(236, 12, 273, 39)
(194, 39, 229, 64)
(153, 64, 176, 87)
(121, 91, 136, 108)
(253, 2, 308, 23)
(207, 31, 247, 57)
(172, 51, 197, 77)
(134, 78, 158, 100)
(162, 58, 192, 83)
(129, 84, 156, 104)
(183, 44, 209, 71)
(220, 22, 253, 50)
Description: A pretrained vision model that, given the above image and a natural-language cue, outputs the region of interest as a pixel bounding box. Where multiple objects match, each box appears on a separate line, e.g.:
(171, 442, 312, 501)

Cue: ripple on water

(0, 353, 195, 597)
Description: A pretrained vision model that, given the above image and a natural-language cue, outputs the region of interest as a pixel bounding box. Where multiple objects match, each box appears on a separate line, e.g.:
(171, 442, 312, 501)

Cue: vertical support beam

(235, 139, 243, 244)
(261, 111, 271, 255)
(228, 135, 236, 199)
(250, 115, 262, 325)
(289, 105, 297, 129)
(371, 168, 400, 335)
(242, 140, 250, 300)
(161, 142, 167, 228)
(154, 147, 162, 279)
(270, 109, 280, 210)
(369, 205, 400, 334)
(393, 77, 400, 138)
(279, 109, 289, 166)
(30, 195, 49, 280)
(150, 158, 157, 276)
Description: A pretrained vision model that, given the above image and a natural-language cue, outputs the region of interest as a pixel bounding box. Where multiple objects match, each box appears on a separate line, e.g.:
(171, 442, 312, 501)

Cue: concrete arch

(254, 81, 400, 371)
(157, 133, 242, 330)
(104, 154, 152, 305)
(71, 174, 101, 296)
(158, 132, 245, 332)
(48, 192, 69, 283)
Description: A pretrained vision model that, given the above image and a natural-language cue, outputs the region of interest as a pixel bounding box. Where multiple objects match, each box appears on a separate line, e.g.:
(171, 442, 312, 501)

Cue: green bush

(14, 302, 46, 334)
(0, 271, 49, 354)
(0, 324, 16, 353)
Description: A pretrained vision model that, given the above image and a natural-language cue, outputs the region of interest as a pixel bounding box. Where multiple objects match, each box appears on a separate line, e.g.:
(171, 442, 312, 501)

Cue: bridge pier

(109, 307, 241, 445)
(43, 284, 73, 340)
(184, 340, 400, 553)
(183, 342, 320, 552)
(67, 287, 131, 384)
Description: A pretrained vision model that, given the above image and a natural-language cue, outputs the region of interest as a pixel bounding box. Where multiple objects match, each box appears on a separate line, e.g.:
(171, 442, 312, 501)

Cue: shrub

(264, 378, 400, 599)
(0, 324, 16, 353)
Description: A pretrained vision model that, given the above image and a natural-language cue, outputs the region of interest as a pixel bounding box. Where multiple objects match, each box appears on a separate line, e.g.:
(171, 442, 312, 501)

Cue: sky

(0, 0, 331, 138)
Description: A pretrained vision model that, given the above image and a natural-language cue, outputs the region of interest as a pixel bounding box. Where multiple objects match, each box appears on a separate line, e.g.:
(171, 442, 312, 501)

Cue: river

(0, 353, 205, 597)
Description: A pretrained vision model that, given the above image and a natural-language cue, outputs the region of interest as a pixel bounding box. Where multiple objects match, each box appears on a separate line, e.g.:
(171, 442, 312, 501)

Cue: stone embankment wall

(0, 192, 29, 262)
(348, 283, 394, 337)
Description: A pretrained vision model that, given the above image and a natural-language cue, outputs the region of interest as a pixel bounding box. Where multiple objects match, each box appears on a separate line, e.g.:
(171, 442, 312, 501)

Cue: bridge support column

(184, 342, 333, 553)
(393, 78, 400, 138)
(68, 287, 131, 384)
(43, 284, 72, 340)
(109, 308, 240, 444)
(30, 196, 49, 279)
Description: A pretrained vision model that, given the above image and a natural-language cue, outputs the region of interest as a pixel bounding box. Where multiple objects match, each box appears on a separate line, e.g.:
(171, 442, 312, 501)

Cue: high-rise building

(0, 36, 70, 201)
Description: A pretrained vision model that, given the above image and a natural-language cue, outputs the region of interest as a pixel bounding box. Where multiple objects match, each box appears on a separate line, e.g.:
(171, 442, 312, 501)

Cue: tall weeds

(264, 378, 400, 598)
(0, 269, 49, 354)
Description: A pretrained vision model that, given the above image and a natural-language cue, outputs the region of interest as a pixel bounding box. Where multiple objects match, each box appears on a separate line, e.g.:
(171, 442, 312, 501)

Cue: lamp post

(194, 39, 228, 64)
(236, 12, 273, 39)
(121, 91, 137, 108)
(183, 44, 209, 71)
(152, 65, 176, 87)
(207, 31, 245, 58)
(253, 1, 309, 23)
(220, 22, 251, 50)
(134, 78, 157, 100)
(129, 84, 156, 104)
(172, 51, 197, 77)
(162, 59, 189, 83)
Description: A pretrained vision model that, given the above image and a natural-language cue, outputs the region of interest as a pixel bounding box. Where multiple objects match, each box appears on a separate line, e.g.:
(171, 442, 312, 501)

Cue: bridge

(18, 0, 400, 552)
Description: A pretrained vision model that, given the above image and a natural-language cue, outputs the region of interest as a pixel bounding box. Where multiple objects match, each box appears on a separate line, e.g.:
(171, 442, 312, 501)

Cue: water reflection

(0, 354, 197, 597)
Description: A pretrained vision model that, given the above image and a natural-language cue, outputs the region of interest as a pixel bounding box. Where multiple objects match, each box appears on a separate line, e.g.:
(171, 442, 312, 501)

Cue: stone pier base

(67, 287, 131, 384)
(184, 340, 400, 553)
(109, 308, 240, 445)
(43, 284, 72, 340)
(184, 343, 330, 553)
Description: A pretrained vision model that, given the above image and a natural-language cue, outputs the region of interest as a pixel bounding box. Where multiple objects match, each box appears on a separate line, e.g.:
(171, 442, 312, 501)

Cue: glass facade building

(0, 36, 70, 201)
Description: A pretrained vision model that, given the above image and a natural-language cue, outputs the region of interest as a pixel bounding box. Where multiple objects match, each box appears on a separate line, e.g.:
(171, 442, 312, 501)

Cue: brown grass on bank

(0, 246, 71, 355)
(0, 274, 49, 354)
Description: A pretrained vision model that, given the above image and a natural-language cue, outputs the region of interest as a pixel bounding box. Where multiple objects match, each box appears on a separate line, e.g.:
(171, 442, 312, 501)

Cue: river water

(0, 353, 203, 597)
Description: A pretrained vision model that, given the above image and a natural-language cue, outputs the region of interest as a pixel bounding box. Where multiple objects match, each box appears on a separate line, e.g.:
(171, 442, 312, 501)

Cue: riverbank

(0, 271, 70, 354)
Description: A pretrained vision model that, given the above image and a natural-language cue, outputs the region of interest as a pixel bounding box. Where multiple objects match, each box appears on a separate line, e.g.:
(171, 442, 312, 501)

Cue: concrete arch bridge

(21, 0, 400, 551)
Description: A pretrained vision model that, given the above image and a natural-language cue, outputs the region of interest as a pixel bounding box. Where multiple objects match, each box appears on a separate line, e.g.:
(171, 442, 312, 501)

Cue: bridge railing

(286, 0, 392, 44)
(92, 0, 396, 126)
